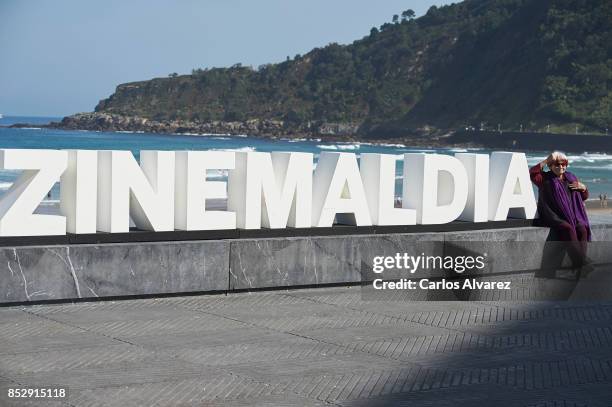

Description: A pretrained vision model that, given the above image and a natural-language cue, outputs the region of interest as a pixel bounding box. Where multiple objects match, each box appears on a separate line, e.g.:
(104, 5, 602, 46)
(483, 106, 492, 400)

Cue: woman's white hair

(550, 151, 568, 162)
(547, 151, 569, 168)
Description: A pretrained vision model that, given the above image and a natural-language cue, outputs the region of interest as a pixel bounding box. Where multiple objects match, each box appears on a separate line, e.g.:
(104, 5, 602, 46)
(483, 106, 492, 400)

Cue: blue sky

(0, 0, 454, 117)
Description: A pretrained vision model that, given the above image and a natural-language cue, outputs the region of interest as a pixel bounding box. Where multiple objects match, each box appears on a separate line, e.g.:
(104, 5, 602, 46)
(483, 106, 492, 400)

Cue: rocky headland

(43, 112, 365, 140)
(49, 112, 292, 137)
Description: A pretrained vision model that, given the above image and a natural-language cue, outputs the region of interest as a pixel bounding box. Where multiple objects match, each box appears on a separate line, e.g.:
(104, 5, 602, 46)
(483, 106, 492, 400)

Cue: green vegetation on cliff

(95, 0, 611, 137)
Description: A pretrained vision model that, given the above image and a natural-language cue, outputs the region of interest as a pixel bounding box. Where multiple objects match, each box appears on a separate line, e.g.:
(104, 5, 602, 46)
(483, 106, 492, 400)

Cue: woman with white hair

(530, 151, 592, 270)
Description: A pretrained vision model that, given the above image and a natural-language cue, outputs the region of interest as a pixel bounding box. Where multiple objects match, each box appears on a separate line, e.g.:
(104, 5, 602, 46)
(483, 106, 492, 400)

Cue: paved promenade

(2, 285, 612, 406)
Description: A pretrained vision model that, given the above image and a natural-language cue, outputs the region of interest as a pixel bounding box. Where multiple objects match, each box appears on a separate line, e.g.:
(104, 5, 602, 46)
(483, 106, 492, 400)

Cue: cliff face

(78, 0, 609, 138)
(51, 112, 363, 139)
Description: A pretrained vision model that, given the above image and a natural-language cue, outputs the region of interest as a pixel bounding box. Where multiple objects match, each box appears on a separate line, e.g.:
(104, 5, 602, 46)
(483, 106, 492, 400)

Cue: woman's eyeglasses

(551, 161, 568, 167)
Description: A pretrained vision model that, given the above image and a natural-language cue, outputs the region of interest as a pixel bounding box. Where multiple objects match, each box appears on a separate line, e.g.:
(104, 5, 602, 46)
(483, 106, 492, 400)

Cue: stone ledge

(1, 224, 610, 304)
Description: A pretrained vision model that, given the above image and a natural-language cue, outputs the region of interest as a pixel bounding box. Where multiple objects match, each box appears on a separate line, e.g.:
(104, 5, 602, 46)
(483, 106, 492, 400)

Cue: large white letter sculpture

(312, 152, 371, 227)
(455, 153, 489, 222)
(60, 150, 98, 234)
(97, 151, 175, 233)
(0, 149, 539, 236)
(403, 153, 469, 224)
(0, 149, 67, 236)
(228, 152, 313, 229)
(489, 152, 537, 220)
(175, 151, 236, 230)
(360, 153, 416, 225)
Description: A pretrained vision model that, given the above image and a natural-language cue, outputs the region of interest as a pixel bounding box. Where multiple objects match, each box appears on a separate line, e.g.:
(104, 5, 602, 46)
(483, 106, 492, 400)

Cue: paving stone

(1, 286, 611, 406)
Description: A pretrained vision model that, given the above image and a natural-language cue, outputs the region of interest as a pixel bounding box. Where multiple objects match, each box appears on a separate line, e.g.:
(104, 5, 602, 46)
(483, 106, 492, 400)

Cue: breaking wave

(317, 143, 361, 151)
(211, 146, 256, 153)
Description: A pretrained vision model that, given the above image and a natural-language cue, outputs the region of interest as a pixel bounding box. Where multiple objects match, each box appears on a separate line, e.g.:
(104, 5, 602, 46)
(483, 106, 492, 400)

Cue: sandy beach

(585, 198, 612, 210)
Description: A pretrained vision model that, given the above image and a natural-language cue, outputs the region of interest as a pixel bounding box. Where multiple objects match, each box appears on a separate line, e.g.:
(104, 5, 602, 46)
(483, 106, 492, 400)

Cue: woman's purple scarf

(549, 171, 592, 241)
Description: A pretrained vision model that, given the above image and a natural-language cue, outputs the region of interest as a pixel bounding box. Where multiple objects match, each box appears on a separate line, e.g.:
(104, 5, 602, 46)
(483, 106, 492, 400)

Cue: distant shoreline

(7, 112, 612, 153)
(7, 114, 457, 150)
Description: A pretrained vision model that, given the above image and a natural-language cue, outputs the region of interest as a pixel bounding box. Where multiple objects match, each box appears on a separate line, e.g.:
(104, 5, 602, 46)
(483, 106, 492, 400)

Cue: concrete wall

(1, 225, 611, 304)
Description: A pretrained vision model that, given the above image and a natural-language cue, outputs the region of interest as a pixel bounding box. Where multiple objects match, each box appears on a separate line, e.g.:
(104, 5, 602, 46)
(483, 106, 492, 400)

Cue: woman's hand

(542, 154, 554, 169)
(569, 181, 586, 192)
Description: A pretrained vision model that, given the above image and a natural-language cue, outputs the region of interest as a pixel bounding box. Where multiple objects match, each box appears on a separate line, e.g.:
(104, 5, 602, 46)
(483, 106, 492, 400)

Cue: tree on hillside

(402, 9, 416, 21)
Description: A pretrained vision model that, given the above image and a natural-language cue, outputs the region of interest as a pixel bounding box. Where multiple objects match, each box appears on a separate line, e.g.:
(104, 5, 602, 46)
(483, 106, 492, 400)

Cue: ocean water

(0, 116, 610, 200)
